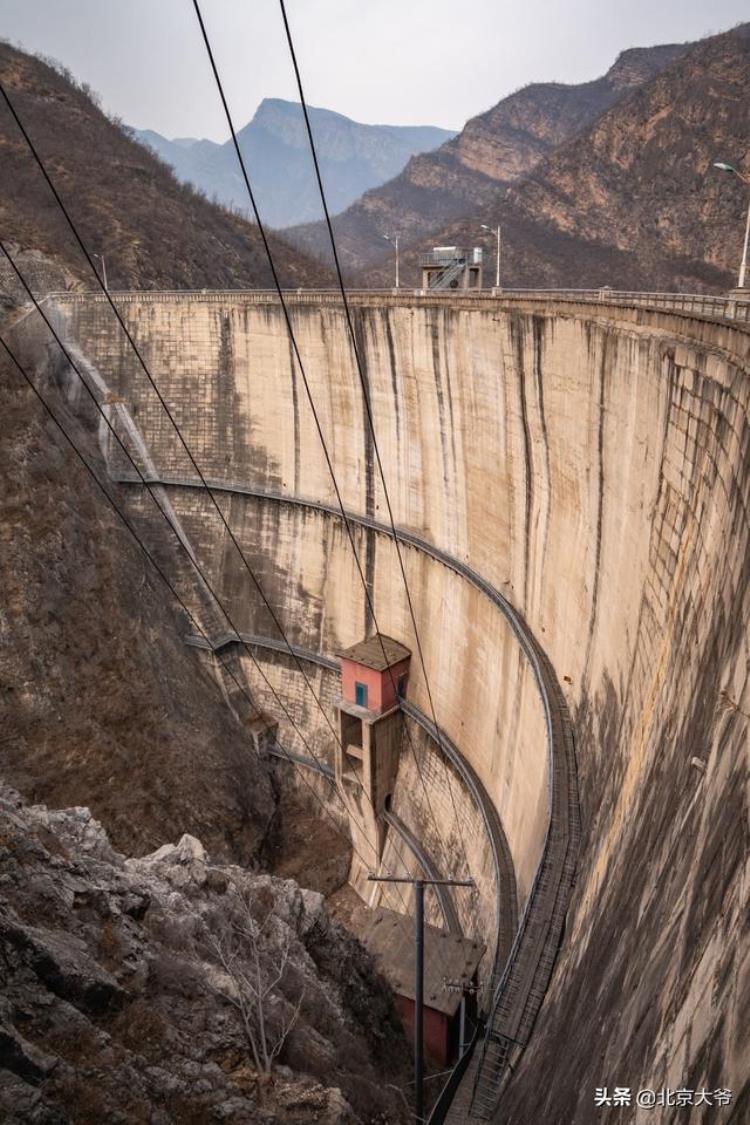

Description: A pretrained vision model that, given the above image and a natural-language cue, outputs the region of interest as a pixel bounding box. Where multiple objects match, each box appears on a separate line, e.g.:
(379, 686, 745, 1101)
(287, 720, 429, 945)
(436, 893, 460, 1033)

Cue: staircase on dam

(428, 260, 467, 290)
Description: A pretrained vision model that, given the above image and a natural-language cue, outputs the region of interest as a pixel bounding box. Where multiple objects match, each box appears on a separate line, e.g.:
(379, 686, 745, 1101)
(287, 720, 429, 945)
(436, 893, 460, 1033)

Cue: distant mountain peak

(134, 102, 455, 228)
(605, 42, 686, 90)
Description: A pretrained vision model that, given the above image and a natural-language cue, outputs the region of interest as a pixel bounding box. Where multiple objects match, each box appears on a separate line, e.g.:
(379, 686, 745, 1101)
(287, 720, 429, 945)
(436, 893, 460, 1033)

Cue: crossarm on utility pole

(368, 873, 475, 1124)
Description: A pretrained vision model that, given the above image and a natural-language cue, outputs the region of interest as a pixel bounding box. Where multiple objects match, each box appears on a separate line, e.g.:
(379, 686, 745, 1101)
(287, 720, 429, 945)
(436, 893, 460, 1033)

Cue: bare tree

(204, 886, 305, 1080)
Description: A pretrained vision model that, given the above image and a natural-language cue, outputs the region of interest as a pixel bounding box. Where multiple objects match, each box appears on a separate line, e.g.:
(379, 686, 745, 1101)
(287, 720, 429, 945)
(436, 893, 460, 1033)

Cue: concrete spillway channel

(114, 470, 579, 1117)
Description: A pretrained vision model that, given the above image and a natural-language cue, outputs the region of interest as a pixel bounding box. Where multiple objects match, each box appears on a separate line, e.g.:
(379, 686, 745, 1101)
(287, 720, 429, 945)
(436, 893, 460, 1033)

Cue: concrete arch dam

(56, 292, 749, 1123)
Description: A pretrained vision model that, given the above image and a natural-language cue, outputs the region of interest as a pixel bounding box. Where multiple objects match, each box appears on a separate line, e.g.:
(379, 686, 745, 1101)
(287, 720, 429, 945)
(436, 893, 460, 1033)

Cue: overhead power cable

(277, 0, 478, 896)
(190, 0, 471, 913)
(0, 79, 454, 954)
(0, 66, 467, 947)
(0, 325, 418, 909)
(0, 242, 431, 944)
(0, 77, 343, 759)
(0, 81, 433, 931)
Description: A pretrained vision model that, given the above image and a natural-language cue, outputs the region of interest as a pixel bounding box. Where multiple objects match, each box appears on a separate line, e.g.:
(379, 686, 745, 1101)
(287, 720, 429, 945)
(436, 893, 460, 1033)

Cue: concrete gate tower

(334, 634, 411, 899)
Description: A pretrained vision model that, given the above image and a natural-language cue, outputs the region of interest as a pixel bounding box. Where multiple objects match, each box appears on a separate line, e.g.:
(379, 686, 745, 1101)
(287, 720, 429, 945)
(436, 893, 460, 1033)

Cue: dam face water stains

(56, 293, 749, 1122)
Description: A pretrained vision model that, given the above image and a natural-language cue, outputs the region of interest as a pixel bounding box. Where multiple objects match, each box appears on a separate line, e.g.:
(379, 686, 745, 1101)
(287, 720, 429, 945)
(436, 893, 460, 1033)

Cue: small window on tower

(355, 682, 368, 708)
(397, 674, 407, 698)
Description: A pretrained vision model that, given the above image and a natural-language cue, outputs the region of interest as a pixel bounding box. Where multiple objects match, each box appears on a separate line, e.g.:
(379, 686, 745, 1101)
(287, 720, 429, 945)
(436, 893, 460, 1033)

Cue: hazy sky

(1, 0, 747, 139)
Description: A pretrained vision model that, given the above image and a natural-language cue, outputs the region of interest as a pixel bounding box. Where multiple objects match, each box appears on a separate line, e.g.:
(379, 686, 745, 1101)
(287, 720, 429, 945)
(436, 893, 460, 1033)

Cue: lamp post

(382, 233, 400, 288)
(713, 162, 750, 290)
(480, 223, 501, 288)
(93, 252, 108, 291)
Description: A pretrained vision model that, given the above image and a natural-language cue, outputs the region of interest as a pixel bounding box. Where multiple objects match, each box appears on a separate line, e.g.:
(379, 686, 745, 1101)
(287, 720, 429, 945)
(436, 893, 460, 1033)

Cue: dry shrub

(49, 1074, 151, 1124)
(97, 917, 124, 968)
(147, 950, 204, 998)
(110, 997, 169, 1060)
(32, 1020, 103, 1066)
(164, 1092, 222, 1124)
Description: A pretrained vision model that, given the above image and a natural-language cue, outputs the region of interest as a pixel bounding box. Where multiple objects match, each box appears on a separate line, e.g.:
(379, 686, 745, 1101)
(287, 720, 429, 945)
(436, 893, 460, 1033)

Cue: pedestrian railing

(48, 286, 750, 325)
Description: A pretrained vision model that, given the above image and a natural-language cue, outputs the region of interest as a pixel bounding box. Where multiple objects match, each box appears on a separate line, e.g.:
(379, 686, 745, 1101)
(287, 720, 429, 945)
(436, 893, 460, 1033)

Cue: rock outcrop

(358, 24, 749, 292)
(0, 785, 409, 1123)
(285, 41, 685, 271)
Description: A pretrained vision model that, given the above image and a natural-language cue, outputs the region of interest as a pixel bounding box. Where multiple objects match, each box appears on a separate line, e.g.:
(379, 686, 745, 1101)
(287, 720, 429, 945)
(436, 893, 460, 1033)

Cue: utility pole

(368, 873, 475, 1124)
(382, 233, 400, 289)
(93, 252, 108, 291)
(713, 162, 750, 290)
(481, 223, 501, 288)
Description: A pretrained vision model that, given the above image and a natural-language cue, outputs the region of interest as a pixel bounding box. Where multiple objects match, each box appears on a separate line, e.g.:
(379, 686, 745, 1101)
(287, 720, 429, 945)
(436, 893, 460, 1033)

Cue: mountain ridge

(352, 22, 750, 293)
(134, 98, 456, 228)
(0, 43, 331, 292)
(284, 40, 687, 270)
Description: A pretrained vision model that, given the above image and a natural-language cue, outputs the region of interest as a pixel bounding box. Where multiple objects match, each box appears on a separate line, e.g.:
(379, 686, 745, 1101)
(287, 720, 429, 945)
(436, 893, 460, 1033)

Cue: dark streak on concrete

(383, 310, 401, 441)
(351, 310, 377, 630)
(503, 314, 534, 773)
(287, 335, 301, 495)
(532, 315, 551, 598)
(441, 311, 459, 511)
(511, 314, 533, 612)
(364, 526, 376, 635)
(582, 330, 608, 680)
(430, 312, 453, 500)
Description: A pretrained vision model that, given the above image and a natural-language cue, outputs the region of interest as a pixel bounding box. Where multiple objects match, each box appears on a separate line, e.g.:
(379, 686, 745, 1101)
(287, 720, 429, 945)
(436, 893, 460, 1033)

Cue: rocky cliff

(352, 24, 750, 292)
(285, 42, 684, 271)
(501, 22, 750, 289)
(0, 785, 409, 1123)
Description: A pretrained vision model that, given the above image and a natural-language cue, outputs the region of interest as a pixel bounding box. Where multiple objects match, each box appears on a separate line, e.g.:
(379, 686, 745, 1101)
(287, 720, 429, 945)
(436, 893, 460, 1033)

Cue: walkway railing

(496, 287, 750, 323)
(49, 286, 750, 325)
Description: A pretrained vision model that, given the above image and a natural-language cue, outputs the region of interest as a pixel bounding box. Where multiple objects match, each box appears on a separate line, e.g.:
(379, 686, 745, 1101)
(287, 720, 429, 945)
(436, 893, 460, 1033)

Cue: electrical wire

(191, 0, 469, 908)
(0, 324, 423, 904)
(0, 76, 342, 757)
(0, 81, 431, 922)
(277, 0, 478, 903)
(0, 67, 466, 952)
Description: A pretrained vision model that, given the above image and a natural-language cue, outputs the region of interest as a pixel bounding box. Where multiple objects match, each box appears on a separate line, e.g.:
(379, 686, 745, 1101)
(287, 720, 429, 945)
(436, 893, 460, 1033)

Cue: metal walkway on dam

(41, 286, 749, 1121)
(115, 467, 580, 1120)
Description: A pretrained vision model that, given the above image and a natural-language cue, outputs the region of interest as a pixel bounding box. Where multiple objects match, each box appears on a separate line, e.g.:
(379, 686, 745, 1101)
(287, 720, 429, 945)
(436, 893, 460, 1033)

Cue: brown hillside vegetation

(286, 42, 686, 272)
(0, 322, 278, 863)
(354, 23, 750, 292)
(502, 21, 750, 289)
(0, 42, 331, 292)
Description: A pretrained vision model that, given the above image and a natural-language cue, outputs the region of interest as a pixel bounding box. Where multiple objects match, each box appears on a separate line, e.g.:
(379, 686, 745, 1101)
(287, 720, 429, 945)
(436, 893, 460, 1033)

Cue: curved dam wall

(58, 293, 749, 1118)
(59, 296, 554, 915)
